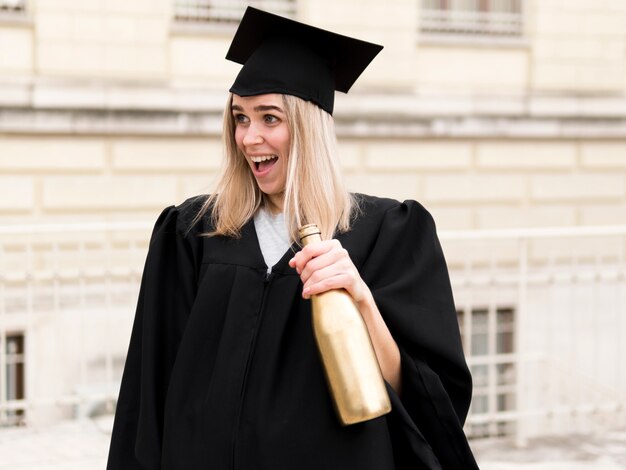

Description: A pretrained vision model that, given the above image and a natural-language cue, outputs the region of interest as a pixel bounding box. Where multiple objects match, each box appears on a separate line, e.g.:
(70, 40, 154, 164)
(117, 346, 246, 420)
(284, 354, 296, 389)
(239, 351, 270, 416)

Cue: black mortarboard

(226, 7, 383, 115)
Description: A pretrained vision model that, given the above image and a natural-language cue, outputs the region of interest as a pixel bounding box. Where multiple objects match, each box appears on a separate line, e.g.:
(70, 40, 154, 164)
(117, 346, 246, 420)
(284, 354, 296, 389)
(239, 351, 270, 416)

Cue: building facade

(1, 0, 625, 444)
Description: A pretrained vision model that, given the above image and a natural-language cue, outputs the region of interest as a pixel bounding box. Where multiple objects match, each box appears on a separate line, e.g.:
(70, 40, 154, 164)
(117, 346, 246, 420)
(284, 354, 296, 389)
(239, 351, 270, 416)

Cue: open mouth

(250, 154, 278, 172)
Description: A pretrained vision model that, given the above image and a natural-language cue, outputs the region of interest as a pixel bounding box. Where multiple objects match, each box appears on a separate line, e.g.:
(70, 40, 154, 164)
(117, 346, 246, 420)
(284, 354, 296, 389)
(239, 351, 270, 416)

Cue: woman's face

(231, 93, 290, 211)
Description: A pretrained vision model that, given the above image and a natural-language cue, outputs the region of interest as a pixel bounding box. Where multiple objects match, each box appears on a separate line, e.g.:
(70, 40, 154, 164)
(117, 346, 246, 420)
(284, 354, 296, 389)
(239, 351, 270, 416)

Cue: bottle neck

(299, 223, 322, 246)
(301, 232, 322, 247)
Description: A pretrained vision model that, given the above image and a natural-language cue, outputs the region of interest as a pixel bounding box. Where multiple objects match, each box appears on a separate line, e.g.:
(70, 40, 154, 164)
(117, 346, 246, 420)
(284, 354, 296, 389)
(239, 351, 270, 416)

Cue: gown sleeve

(107, 203, 203, 470)
(359, 200, 478, 470)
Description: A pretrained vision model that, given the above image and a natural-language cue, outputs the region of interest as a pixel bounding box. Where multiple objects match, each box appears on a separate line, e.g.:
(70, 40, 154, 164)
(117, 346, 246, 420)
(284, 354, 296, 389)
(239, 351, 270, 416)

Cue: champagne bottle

(299, 224, 391, 426)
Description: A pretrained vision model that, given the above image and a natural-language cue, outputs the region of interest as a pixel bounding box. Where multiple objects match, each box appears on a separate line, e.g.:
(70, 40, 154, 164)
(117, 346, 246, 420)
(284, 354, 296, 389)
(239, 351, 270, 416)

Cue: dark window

(2, 333, 26, 427)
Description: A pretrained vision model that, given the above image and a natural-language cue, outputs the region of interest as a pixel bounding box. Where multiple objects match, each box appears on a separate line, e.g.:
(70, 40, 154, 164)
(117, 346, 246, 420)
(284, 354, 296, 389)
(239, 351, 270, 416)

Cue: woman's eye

(234, 114, 249, 124)
(264, 115, 279, 124)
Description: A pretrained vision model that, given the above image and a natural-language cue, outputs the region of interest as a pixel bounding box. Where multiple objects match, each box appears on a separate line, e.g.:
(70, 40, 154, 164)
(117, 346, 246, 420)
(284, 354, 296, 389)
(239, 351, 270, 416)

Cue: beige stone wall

(0, 136, 222, 223)
(2, 0, 625, 90)
(415, 46, 529, 92)
(0, 0, 625, 230)
(34, 0, 170, 79)
(342, 139, 626, 229)
(2, 134, 624, 231)
(530, 0, 626, 92)
(0, 24, 33, 74)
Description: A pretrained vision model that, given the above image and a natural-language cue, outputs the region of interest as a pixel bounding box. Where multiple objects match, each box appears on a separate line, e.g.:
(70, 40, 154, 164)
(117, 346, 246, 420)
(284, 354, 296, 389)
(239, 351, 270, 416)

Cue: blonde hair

(192, 93, 356, 243)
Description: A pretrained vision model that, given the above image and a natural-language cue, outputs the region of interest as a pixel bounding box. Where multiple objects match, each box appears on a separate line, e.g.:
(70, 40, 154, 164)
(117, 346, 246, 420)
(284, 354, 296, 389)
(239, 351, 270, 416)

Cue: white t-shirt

(253, 207, 291, 273)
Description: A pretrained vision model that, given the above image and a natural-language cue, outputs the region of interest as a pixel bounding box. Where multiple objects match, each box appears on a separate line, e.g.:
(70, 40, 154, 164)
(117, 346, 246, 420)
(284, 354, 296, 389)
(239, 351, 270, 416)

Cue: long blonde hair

(192, 93, 356, 243)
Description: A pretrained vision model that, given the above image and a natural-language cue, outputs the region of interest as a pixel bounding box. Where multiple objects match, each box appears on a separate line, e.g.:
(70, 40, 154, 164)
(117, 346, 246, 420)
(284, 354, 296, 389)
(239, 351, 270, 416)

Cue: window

(173, 0, 296, 25)
(420, 0, 523, 38)
(0, 0, 27, 24)
(1, 333, 25, 427)
(458, 306, 516, 438)
(0, 0, 26, 13)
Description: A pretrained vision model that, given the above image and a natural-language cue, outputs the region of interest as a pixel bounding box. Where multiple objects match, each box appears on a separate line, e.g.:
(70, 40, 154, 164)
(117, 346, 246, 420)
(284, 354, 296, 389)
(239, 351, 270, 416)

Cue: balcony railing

(1, 221, 625, 445)
(0, 222, 151, 426)
(0, 0, 27, 22)
(0, 0, 25, 11)
(420, 0, 523, 37)
(173, 0, 296, 24)
(440, 225, 626, 443)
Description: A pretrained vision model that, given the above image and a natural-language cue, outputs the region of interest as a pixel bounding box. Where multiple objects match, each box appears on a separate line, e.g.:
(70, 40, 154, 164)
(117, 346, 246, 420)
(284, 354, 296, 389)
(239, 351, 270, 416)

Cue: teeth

(250, 155, 277, 163)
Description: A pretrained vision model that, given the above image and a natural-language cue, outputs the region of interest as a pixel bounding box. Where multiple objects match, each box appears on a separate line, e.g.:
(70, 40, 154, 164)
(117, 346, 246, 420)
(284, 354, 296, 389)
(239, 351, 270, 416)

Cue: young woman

(107, 7, 478, 470)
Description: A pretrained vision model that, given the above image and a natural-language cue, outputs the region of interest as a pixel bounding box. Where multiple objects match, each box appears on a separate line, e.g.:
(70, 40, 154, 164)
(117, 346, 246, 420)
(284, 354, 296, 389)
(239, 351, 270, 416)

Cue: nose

(242, 123, 264, 147)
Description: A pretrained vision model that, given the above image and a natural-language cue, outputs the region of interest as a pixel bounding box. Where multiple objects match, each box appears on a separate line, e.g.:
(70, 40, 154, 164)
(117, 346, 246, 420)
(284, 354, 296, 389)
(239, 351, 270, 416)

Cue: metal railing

(440, 225, 626, 444)
(420, 0, 523, 37)
(1, 222, 625, 446)
(173, 0, 296, 24)
(0, 222, 151, 426)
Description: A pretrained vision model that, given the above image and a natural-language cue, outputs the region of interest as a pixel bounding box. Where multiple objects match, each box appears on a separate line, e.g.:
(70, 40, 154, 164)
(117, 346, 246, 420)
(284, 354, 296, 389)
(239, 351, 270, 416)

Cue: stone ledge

(2, 79, 626, 118)
(1, 80, 626, 138)
(3, 107, 626, 139)
(0, 108, 224, 136)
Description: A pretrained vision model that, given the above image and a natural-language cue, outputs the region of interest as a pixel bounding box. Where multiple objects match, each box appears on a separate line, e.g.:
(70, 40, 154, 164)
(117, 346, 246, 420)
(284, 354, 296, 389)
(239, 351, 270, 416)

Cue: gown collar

(202, 216, 299, 276)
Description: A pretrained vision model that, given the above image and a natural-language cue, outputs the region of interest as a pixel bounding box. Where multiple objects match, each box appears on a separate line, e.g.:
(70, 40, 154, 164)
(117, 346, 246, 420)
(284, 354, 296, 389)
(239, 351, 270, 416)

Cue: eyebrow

(231, 104, 284, 113)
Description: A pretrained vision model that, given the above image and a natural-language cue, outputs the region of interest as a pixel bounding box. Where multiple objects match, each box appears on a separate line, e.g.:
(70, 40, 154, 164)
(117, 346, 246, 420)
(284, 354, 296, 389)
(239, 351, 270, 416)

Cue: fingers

(288, 239, 366, 301)
(300, 248, 350, 285)
(302, 267, 364, 300)
(288, 239, 343, 275)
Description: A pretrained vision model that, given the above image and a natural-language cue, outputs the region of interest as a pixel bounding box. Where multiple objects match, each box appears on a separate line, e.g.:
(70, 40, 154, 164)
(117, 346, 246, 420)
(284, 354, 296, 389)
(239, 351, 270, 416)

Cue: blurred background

(0, 0, 625, 468)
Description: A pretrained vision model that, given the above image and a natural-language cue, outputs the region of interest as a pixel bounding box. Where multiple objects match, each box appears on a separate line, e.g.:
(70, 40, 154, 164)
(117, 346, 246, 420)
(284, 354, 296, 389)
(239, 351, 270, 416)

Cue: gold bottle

(299, 224, 391, 426)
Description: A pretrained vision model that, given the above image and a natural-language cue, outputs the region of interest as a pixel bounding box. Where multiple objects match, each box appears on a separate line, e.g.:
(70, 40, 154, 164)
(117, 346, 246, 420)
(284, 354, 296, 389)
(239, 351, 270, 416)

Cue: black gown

(107, 194, 479, 470)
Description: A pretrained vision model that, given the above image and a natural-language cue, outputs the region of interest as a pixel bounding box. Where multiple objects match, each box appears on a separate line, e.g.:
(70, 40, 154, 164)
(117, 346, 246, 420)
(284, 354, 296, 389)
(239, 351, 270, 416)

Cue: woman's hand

(288, 239, 368, 302)
(288, 239, 403, 394)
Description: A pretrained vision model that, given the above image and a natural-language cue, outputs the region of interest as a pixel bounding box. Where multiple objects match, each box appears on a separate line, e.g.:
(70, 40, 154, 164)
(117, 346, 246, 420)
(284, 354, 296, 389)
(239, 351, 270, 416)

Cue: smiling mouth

(250, 155, 278, 172)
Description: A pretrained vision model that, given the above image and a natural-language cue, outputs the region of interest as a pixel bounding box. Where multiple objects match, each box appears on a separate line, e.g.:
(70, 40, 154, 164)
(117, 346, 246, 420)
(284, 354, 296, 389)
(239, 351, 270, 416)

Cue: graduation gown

(107, 194, 479, 470)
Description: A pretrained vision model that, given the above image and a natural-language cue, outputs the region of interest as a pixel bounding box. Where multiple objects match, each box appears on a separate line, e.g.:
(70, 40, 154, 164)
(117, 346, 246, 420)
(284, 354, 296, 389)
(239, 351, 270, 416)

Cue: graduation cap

(226, 7, 383, 115)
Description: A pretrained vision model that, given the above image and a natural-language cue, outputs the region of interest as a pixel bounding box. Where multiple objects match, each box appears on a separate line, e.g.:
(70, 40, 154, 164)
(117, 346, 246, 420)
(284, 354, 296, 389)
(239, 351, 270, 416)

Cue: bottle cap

(298, 224, 321, 242)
